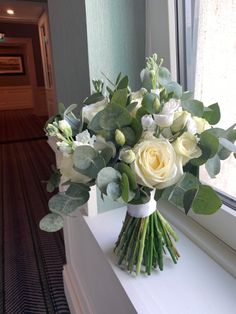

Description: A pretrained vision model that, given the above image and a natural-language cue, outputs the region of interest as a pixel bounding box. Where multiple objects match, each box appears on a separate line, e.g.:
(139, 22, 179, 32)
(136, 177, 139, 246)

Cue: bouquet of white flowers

(40, 54, 236, 275)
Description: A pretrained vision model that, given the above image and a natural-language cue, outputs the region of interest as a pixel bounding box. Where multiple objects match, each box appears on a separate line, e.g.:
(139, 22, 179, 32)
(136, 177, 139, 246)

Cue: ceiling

(0, 1, 47, 23)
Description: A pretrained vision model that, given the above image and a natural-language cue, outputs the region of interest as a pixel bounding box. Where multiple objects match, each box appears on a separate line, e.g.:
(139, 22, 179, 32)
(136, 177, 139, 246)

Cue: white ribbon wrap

(127, 191, 156, 218)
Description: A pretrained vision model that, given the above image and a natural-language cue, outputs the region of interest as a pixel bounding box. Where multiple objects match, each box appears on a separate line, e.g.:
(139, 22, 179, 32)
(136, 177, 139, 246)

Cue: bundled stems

(114, 210, 180, 275)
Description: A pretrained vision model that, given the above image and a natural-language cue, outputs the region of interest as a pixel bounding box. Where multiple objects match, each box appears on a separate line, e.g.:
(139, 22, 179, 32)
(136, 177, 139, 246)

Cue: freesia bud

(115, 129, 126, 146)
(153, 97, 161, 112)
(58, 120, 72, 138)
(119, 148, 136, 164)
(46, 123, 58, 136)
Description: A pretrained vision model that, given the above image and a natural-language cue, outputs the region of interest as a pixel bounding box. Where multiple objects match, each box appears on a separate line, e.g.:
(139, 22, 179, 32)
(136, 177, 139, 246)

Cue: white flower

(75, 130, 96, 146)
(82, 97, 108, 123)
(153, 98, 180, 128)
(141, 115, 156, 131)
(171, 110, 191, 133)
(172, 132, 202, 165)
(119, 148, 136, 164)
(57, 141, 73, 156)
(46, 123, 58, 137)
(58, 120, 72, 138)
(58, 154, 90, 184)
(132, 138, 183, 189)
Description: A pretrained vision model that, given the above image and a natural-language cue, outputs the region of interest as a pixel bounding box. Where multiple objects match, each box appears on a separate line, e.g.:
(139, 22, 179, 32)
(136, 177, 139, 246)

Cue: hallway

(0, 110, 70, 313)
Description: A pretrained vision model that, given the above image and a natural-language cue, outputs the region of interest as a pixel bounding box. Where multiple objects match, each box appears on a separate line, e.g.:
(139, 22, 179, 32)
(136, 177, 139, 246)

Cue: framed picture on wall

(0, 55, 25, 75)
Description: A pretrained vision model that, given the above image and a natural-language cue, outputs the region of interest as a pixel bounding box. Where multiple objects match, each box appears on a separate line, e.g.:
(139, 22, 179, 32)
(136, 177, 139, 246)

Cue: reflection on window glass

(194, 0, 236, 197)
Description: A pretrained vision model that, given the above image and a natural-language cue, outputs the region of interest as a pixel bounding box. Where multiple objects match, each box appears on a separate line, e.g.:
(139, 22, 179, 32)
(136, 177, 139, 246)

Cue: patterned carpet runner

(0, 111, 70, 313)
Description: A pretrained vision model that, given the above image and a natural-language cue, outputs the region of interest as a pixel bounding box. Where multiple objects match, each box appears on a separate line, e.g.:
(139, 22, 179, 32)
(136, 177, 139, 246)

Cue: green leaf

(191, 131, 219, 166)
(140, 68, 153, 91)
(115, 72, 122, 85)
(120, 126, 136, 146)
(165, 81, 182, 98)
(39, 213, 64, 232)
(157, 173, 200, 210)
(65, 182, 90, 197)
(96, 167, 121, 194)
(48, 192, 88, 215)
(58, 102, 66, 115)
(100, 146, 114, 165)
(205, 155, 221, 178)
(106, 182, 121, 200)
(136, 106, 148, 122)
(99, 103, 132, 130)
(46, 169, 61, 193)
(115, 162, 138, 190)
(181, 91, 193, 101)
(157, 67, 171, 86)
(111, 88, 128, 107)
(141, 93, 158, 114)
(117, 75, 129, 89)
(203, 103, 220, 125)
(120, 173, 130, 203)
(130, 118, 142, 142)
(84, 92, 104, 105)
(182, 99, 204, 117)
(73, 145, 106, 178)
(192, 185, 222, 215)
(64, 104, 82, 135)
(183, 188, 198, 214)
(219, 138, 236, 153)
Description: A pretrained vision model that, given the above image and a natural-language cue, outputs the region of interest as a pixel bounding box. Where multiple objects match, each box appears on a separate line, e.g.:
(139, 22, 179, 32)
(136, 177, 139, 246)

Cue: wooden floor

(0, 110, 70, 313)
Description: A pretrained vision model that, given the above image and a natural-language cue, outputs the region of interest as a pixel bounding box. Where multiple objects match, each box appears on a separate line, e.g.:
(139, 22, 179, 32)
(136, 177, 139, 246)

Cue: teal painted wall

(85, 0, 146, 91)
(85, 0, 146, 212)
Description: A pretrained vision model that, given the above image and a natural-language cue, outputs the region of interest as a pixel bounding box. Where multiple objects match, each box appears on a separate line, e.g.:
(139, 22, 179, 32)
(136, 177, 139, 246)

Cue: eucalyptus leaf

(192, 185, 222, 215)
(165, 81, 182, 98)
(99, 103, 132, 130)
(39, 213, 64, 232)
(121, 126, 136, 146)
(181, 91, 193, 101)
(106, 182, 121, 200)
(48, 193, 87, 215)
(157, 67, 171, 86)
(141, 93, 158, 114)
(182, 99, 204, 117)
(46, 169, 61, 193)
(58, 102, 66, 115)
(96, 167, 121, 194)
(140, 68, 153, 91)
(73, 145, 106, 178)
(205, 155, 221, 178)
(203, 103, 220, 125)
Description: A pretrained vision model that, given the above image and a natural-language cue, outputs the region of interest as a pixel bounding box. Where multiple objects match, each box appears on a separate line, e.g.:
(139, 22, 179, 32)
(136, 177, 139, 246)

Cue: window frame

(146, 0, 236, 252)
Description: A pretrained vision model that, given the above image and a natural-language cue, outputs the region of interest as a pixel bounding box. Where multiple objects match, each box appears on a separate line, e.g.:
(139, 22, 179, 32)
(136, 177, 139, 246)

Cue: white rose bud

(115, 129, 126, 146)
(171, 111, 191, 133)
(58, 120, 72, 138)
(172, 132, 202, 165)
(119, 148, 136, 164)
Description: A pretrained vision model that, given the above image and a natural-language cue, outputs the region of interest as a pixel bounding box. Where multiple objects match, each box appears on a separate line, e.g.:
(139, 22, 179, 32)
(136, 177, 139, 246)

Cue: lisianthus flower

(153, 98, 180, 128)
(75, 130, 96, 147)
(141, 115, 156, 132)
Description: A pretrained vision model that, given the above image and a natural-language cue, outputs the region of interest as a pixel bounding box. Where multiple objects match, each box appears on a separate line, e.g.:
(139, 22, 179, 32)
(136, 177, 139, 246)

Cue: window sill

(77, 206, 236, 314)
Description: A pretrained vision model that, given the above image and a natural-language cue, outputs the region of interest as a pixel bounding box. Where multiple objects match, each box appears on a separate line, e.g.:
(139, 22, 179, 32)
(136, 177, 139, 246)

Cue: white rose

(58, 154, 90, 184)
(172, 132, 202, 165)
(171, 110, 191, 133)
(132, 138, 183, 189)
(82, 97, 108, 123)
(57, 141, 73, 155)
(153, 98, 180, 128)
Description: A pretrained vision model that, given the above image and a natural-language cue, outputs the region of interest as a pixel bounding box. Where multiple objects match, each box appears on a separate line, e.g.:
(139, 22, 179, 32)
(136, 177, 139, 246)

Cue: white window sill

(82, 206, 236, 314)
